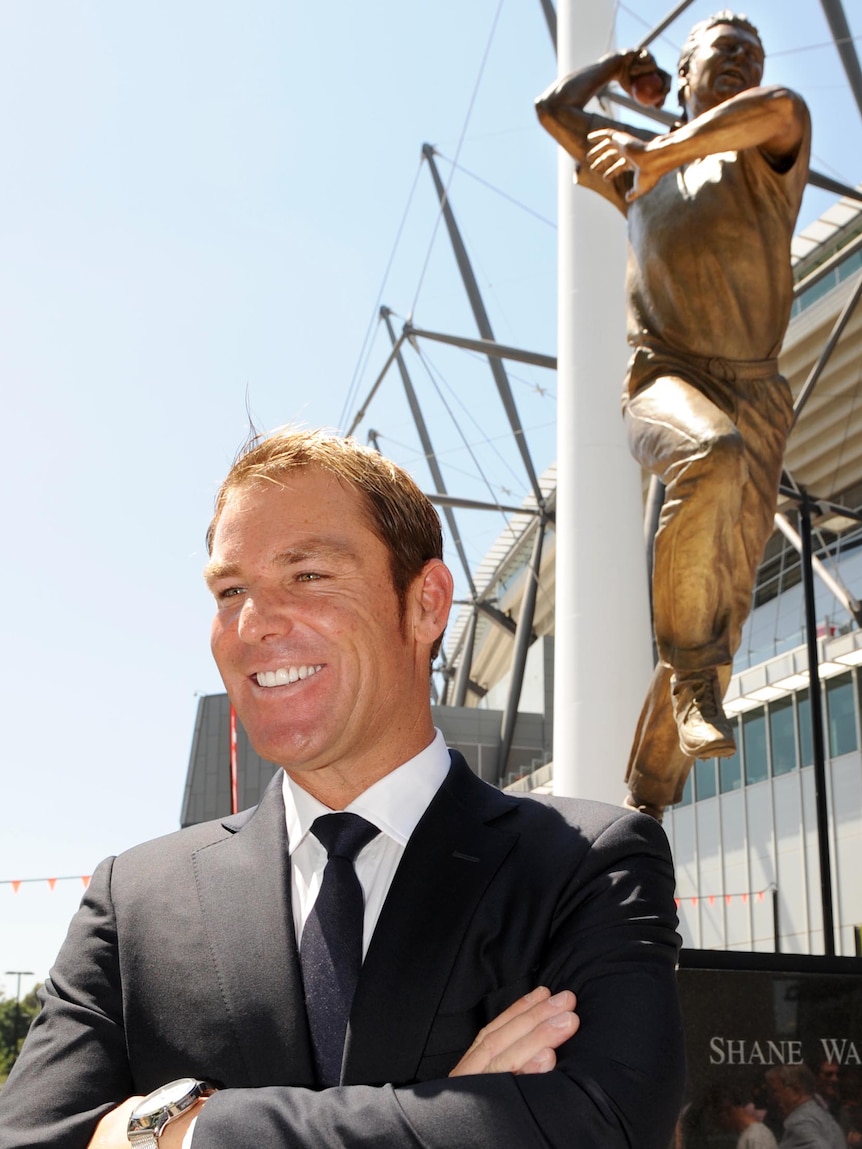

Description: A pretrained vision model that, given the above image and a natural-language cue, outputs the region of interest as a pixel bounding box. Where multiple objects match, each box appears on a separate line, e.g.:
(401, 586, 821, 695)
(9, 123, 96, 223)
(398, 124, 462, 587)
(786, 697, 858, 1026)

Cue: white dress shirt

(284, 727, 451, 956)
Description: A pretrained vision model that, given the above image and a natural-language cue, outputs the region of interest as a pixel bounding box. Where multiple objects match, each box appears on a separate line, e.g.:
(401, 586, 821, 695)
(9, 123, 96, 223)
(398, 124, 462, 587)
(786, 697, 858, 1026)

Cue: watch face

(132, 1078, 200, 1120)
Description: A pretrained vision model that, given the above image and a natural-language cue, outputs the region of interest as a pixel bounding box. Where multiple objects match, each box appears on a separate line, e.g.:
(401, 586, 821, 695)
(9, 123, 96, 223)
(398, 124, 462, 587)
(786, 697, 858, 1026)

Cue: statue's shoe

(671, 669, 737, 760)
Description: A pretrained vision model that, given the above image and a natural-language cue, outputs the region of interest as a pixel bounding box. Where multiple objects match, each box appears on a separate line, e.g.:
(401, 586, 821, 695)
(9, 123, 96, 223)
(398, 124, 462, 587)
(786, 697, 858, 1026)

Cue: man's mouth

(255, 665, 324, 688)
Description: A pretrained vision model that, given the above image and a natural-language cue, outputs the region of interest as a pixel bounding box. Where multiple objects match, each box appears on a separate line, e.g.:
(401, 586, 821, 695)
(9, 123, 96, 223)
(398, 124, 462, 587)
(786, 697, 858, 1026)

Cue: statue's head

(677, 11, 764, 120)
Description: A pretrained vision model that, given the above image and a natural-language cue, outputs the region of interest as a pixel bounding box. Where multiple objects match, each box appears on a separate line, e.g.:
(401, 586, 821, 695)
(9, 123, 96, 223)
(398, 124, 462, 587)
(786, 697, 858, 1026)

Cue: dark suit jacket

(0, 753, 685, 1147)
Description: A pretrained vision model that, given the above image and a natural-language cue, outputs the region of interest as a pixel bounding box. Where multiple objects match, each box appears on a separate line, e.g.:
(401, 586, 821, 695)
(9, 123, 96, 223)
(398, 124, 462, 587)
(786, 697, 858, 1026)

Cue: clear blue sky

(1, 0, 859, 996)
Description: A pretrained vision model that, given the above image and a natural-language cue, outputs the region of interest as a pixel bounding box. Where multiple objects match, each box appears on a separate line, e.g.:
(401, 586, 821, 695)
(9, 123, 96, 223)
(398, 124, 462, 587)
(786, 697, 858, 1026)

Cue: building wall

(664, 664, 862, 956)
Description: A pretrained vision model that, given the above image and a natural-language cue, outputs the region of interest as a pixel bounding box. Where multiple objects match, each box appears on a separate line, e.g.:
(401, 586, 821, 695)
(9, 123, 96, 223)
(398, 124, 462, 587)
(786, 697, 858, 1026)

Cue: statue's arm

(535, 50, 648, 163)
(587, 85, 809, 202)
(646, 84, 806, 169)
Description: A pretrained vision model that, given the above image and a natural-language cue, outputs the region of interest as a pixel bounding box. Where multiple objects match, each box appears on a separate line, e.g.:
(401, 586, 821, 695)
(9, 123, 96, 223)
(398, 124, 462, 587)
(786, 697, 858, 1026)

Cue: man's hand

(586, 129, 660, 201)
(88, 1095, 207, 1149)
(88, 1097, 142, 1149)
(449, 986, 578, 1077)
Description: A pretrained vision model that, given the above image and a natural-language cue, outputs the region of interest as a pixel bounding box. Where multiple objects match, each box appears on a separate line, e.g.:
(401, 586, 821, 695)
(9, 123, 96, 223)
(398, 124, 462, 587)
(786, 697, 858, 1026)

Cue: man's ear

(411, 559, 454, 646)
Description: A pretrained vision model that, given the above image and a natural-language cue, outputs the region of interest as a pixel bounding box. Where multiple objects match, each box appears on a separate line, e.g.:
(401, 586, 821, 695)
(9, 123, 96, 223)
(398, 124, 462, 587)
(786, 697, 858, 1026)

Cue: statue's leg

(626, 663, 693, 816)
(725, 379, 793, 655)
(623, 374, 744, 812)
(625, 375, 745, 670)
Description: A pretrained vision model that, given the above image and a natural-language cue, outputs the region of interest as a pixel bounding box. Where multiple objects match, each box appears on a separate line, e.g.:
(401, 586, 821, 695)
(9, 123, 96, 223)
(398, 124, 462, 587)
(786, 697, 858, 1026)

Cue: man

(707, 1084, 778, 1148)
(766, 1065, 845, 1148)
(536, 13, 810, 817)
(814, 1057, 843, 1124)
(0, 430, 684, 1147)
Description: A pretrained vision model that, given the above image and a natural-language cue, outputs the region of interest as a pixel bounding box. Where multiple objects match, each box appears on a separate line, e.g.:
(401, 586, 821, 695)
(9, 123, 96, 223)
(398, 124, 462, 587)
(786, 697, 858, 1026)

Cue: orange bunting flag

(11, 880, 21, 893)
(741, 893, 749, 904)
(674, 898, 681, 909)
(725, 895, 732, 905)
(47, 878, 57, 891)
(708, 895, 715, 906)
(82, 875, 91, 888)
(757, 891, 764, 902)
(691, 897, 698, 907)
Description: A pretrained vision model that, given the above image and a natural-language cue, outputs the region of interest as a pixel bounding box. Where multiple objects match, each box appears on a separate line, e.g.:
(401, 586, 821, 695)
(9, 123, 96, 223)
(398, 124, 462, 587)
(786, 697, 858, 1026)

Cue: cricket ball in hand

(631, 71, 667, 107)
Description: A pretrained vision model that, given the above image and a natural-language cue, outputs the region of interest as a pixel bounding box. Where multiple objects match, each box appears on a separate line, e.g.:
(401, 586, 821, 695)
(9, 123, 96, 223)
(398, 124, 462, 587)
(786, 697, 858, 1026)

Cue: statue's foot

(622, 792, 664, 823)
(671, 669, 736, 759)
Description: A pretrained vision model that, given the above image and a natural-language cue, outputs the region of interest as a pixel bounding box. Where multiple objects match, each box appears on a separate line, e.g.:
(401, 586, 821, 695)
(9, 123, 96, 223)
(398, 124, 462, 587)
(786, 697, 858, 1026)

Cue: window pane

(770, 699, 796, 776)
(695, 757, 717, 800)
(798, 690, 813, 767)
(677, 771, 693, 807)
(719, 734, 742, 793)
(743, 710, 768, 784)
(827, 673, 857, 757)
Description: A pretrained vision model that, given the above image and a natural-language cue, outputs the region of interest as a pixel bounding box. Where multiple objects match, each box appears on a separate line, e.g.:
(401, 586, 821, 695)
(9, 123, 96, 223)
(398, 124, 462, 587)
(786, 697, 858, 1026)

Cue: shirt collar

(282, 729, 451, 854)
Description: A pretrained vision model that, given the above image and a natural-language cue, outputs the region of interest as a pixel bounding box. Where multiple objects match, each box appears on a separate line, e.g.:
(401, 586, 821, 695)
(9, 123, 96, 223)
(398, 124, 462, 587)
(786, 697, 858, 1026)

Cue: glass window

(695, 757, 717, 801)
(797, 690, 813, 767)
(827, 673, 857, 757)
(770, 698, 797, 776)
(677, 771, 693, 807)
(719, 732, 742, 794)
(743, 710, 768, 784)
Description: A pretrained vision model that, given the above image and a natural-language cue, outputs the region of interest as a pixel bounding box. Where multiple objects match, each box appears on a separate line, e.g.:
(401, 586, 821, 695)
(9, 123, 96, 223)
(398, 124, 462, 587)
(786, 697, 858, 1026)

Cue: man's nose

(236, 592, 293, 642)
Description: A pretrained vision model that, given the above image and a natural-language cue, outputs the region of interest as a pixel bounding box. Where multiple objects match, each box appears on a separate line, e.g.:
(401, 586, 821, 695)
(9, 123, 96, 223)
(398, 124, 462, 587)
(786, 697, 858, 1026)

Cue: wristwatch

(127, 1078, 217, 1147)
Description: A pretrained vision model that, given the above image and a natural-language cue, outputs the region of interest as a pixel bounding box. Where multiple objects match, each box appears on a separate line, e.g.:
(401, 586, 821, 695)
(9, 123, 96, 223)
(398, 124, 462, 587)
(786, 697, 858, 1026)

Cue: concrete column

(552, 0, 653, 801)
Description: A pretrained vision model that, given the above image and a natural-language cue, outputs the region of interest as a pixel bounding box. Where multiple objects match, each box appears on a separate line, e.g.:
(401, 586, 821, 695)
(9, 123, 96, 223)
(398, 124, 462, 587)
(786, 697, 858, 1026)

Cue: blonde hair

(207, 428, 445, 654)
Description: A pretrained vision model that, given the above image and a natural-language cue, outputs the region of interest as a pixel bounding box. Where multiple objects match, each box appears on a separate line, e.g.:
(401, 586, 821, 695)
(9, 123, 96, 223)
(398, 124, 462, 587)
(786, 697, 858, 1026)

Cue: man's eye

(218, 586, 245, 599)
(296, 571, 322, 582)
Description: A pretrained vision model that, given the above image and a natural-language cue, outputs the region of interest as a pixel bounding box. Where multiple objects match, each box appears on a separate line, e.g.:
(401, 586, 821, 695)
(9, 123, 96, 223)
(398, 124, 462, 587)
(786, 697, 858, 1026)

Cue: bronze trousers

(622, 345, 793, 807)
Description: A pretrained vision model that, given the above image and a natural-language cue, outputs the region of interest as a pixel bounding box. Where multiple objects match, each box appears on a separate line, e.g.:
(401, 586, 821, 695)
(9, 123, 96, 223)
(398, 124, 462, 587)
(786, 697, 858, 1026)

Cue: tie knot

(311, 812, 379, 862)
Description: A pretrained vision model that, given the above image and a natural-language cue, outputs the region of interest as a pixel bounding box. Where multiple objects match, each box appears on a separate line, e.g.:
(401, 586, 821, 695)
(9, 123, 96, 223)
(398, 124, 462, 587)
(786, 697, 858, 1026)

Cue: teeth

(255, 665, 323, 688)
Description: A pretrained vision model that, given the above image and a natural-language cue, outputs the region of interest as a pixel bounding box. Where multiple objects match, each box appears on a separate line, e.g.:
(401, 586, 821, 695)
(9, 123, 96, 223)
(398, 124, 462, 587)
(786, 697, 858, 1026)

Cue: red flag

(674, 898, 681, 909)
(229, 705, 239, 816)
(691, 897, 698, 907)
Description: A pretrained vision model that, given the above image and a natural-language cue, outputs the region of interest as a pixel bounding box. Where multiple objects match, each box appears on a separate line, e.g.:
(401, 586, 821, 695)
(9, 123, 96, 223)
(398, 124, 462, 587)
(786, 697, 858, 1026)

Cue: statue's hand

(585, 129, 661, 202)
(619, 49, 672, 108)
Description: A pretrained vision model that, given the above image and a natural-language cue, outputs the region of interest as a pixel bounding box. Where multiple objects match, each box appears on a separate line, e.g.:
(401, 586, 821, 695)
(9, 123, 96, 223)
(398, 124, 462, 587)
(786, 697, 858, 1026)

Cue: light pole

(5, 970, 34, 1054)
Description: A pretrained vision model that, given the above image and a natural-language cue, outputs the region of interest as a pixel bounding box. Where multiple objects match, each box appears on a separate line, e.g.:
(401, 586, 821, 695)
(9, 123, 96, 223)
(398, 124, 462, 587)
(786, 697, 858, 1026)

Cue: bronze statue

(536, 12, 810, 818)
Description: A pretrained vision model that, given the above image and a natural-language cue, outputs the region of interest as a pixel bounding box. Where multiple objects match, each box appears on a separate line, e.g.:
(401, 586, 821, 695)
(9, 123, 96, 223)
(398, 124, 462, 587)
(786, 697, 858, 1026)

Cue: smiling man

(0, 430, 684, 1149)
(536, 11, 810, 819)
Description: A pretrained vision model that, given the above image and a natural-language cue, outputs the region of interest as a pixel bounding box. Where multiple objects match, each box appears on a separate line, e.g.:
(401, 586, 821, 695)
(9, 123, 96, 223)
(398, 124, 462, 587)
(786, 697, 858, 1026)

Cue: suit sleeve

(0, 858, 132, 1149)
(192, 811, 685, 1149)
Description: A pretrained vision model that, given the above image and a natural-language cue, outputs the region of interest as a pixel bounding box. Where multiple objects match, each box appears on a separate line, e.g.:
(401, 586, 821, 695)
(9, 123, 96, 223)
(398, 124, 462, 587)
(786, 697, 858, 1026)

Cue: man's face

(818, 1062, 841, 1102)
(766, 1073, 800, 1118)
(206, 468, 450, 802)
(683, 23, 764, 116)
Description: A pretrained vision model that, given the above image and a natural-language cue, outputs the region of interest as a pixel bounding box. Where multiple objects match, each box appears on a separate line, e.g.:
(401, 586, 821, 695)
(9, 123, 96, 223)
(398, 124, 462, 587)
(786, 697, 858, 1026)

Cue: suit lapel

(343, 754, 519, 1085)
(192, 774, 316, 1087)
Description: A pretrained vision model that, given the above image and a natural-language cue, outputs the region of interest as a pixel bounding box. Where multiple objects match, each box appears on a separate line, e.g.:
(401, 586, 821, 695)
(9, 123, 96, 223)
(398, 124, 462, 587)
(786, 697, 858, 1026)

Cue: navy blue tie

(300, 813, 380, 1087)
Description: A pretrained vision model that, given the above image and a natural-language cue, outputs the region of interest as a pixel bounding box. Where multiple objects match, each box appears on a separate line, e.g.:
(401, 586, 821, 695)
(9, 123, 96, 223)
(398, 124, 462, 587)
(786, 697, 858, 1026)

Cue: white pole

(552, 0, 653, 802)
